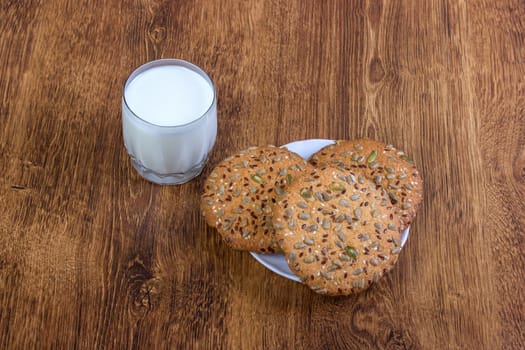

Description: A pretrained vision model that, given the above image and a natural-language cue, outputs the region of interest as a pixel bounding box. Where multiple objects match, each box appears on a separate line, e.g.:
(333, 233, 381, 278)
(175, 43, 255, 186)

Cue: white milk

(122, 60, 217, 184)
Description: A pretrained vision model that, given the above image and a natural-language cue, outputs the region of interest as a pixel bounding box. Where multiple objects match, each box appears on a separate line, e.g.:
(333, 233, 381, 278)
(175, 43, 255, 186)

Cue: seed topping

(251, 174, 264, 184)
(345, 246, 359, 259)
(367, 150, 378, 163)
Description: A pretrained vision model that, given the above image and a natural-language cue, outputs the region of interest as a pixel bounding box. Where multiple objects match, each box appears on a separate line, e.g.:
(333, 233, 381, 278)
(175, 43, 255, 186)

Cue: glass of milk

(122, 59, 217, 185)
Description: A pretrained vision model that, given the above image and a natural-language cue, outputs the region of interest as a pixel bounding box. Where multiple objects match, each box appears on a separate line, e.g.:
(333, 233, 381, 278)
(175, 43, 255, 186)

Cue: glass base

(130, 157, 206, 185)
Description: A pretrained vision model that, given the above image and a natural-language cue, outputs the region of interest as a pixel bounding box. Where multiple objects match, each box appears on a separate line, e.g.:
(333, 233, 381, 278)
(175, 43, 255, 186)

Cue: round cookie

(201, 146, 313, 253)
(273, 166, 404, 296)
(310, 139, 423, 229)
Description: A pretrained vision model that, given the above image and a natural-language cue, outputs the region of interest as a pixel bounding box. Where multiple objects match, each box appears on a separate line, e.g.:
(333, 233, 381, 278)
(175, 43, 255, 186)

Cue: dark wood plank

(0, 0, 524, 348)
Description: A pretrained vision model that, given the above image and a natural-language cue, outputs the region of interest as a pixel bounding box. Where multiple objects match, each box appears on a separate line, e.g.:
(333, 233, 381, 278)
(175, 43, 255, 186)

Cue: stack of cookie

(201, 139, 423, 296)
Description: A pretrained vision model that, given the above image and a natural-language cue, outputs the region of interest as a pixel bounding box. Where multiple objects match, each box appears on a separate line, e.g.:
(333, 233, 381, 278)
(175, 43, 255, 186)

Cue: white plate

(250, 139, 410, 282)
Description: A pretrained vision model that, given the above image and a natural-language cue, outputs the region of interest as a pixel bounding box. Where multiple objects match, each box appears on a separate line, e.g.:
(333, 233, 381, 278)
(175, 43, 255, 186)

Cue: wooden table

(1, 1, 524, 349)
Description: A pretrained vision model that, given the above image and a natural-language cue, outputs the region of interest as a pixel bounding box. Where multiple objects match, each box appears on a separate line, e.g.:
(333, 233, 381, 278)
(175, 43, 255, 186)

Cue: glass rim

(122, 58, 216, 129)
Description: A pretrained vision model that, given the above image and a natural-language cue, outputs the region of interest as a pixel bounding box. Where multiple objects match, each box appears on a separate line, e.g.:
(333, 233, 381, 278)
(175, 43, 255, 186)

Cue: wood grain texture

(1, 0, 524, 348)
